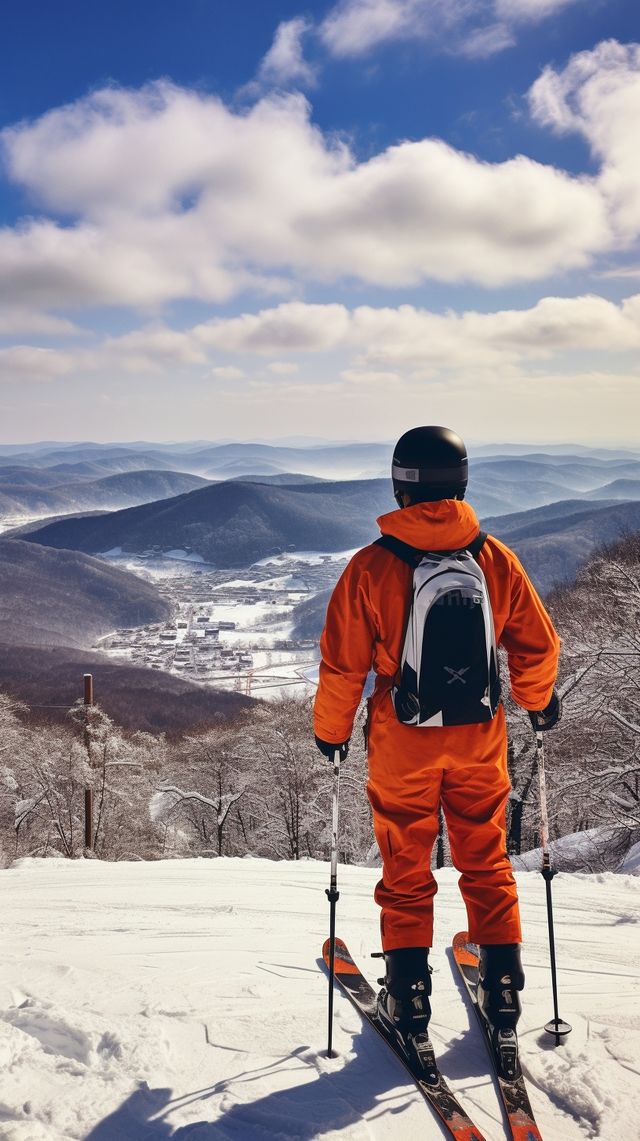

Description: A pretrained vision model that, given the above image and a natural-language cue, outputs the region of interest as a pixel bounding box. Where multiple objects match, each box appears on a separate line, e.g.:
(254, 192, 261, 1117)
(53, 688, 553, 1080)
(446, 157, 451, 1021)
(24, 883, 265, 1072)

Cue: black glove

(528, 689, 561, 732)
(315, 736, 349, 762)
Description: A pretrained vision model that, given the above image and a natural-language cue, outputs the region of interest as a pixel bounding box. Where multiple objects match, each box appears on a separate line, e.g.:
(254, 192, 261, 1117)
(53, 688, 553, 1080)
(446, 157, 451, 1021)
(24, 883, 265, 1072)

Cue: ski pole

(535, 731, 572, 1047)
(325, 747, 341, 1057)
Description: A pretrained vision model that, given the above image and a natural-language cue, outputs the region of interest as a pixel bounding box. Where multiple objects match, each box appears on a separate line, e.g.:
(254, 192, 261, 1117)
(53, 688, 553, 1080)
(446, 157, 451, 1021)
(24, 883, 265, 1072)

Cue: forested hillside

(0, 539, 170, 647)
(21, 479, 395, 565)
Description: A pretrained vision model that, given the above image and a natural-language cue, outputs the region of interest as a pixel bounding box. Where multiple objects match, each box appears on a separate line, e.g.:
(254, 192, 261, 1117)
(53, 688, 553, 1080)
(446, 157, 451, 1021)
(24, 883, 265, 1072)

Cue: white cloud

(341, 368, 402, 385)
(320, 0, 422, 57)
(319, 0, 583, 60)
(0, 345, 76, 383)
(0, 79, 615, 312)
(0, 309, 80, 336)
(196, 303, 352, 353)
(351, 293, 640, 370)
(529, 41, 640, 239)
(257, 18, 317, 88)
(495, 0, 579, 20)
(458, 23, 514, 60)
(192, 294, 640, 372)
(0, 324, 210, 383)
(3, 294, 638, 406)
(267, 361, 300, 375)
(0, 215, 243, 309)
(100, 325, 208, 373)
(599, 266, 640, 281)
(210, 365, 245, 381)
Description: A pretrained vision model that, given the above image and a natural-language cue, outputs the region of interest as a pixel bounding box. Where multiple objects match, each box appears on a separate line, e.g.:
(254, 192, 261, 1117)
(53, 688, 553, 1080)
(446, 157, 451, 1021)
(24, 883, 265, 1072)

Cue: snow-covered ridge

(0, 857, 638, 1139)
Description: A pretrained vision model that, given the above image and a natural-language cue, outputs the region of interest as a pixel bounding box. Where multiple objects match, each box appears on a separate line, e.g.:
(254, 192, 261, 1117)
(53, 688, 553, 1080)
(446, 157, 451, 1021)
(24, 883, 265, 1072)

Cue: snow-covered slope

(0, 858, 638, 1140)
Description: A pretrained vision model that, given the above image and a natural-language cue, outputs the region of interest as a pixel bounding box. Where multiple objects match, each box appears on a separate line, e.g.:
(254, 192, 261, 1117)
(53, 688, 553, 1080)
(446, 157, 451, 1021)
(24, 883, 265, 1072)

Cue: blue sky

(0, 0, 638, 444)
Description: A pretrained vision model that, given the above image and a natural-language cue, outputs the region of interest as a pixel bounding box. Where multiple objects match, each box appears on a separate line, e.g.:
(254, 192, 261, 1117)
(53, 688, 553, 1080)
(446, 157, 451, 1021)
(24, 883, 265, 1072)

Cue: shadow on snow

(82, 1022, 480, 1139)
(84, 954, 498, 1139)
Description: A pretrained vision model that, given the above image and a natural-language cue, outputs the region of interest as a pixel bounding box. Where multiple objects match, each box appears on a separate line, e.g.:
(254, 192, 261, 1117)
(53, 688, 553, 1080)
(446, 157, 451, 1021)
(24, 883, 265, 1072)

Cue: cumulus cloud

(529, 41, 640, 239)
(195, 303, 352, 353)
(257, 18, 317, 88)
(99, 325, 208, 373)
(0, 345, 76, 383)
(202, 288, 635, 369)
(319, 0, 582, 60)
(0, 81, 613, 311)
(351, 294, 640, 371)
(0, 308, 80, 336)
(4, 44, 640, 317)
(193, 294, 640, 372)
(4, 293, 638, 389)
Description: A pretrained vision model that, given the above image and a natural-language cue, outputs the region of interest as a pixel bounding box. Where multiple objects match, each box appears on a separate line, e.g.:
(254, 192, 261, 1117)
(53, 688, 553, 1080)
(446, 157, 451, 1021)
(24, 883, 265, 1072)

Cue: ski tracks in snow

(0, 858, 638, 1139)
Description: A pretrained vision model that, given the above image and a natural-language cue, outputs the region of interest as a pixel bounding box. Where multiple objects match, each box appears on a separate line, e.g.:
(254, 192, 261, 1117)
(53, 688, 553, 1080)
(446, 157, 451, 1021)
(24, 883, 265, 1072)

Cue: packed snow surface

(1, 858, 639, 1140)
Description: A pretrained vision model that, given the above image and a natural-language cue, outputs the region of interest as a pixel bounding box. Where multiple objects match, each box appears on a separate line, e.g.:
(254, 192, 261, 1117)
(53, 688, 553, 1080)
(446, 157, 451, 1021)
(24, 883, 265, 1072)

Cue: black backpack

(375, 532, 501, 727)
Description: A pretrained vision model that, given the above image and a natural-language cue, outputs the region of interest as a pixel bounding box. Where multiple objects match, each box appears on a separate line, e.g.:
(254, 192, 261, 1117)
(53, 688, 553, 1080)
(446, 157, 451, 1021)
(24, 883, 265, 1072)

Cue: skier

(314, 426, 561, 1051)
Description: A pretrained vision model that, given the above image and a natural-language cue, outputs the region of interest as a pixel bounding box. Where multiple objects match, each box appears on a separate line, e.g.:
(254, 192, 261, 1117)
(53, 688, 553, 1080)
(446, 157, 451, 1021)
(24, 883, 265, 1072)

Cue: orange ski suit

(313, 499, 560, 951)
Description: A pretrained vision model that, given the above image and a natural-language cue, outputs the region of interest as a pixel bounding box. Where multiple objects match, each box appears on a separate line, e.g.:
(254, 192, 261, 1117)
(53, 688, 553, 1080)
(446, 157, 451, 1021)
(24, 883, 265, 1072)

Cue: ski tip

(452, 931, 479, 966)
(452, 930, 470, 947)
(322, 936, 360, 973)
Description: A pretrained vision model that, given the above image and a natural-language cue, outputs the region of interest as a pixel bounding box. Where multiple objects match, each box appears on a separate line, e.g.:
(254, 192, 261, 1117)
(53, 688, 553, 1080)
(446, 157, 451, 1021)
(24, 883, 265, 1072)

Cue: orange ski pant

(367, 693, 521, 951)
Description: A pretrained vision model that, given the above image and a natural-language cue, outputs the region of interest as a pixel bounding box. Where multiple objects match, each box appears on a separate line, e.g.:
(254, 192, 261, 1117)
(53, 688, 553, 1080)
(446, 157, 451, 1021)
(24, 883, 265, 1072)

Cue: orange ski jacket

(313, 499, 560, 744)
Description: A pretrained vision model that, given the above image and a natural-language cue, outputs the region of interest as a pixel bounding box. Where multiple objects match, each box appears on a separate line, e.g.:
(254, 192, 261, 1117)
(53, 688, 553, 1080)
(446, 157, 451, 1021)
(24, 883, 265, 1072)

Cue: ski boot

(477, 943, 525, 1082)
(376, 947, 437, 1083)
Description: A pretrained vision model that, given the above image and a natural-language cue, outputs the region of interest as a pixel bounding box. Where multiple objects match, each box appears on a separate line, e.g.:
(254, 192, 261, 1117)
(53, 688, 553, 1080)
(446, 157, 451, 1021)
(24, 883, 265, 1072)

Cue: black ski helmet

(392, 426, 468, 506)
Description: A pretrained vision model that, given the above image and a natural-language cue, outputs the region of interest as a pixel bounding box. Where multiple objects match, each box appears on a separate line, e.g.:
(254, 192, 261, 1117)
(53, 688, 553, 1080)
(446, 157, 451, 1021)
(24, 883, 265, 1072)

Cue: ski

(322, 936, 486, 1140)
(452, 931, 543, 1141)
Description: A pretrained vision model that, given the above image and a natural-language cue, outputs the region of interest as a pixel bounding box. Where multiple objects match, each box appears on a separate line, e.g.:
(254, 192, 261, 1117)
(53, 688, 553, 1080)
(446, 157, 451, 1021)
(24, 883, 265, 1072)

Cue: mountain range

(2, 440, 640, 724)
(17, 474, 640, 590)
(0, 467, 209, 516)
(2, 442, 640, 515)
(16, 479, 396, 565)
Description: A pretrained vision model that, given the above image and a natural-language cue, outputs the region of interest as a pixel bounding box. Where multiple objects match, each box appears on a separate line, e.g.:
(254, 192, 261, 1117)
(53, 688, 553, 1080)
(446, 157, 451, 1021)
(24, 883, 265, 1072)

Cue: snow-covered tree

(152, 723, 251, 856)
(542, 533, 640, 866)
(249, 698, 323, 860)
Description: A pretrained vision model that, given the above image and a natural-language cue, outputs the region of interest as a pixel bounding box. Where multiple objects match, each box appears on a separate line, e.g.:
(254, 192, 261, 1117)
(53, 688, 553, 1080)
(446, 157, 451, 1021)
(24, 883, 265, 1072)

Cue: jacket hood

(377, 499, 481, 550)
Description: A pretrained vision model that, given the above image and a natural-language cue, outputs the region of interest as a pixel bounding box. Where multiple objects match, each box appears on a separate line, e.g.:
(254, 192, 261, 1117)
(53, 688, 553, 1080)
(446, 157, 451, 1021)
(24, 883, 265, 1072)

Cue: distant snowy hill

(21, 479, 640, 590)
(0, 857, 638, 1140)
(20, 479, 397, 566)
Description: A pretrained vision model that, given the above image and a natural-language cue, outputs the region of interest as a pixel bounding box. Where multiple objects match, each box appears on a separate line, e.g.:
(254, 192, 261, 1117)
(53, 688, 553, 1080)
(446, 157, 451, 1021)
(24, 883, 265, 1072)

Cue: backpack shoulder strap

(374, 534, 424, 567)
(376, 531, 489, 563)
(467, 530, 488, 558)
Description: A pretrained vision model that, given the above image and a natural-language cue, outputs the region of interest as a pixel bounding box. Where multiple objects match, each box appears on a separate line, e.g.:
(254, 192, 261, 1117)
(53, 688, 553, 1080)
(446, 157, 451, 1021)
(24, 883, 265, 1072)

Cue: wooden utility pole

(83, 673, 94, 851)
